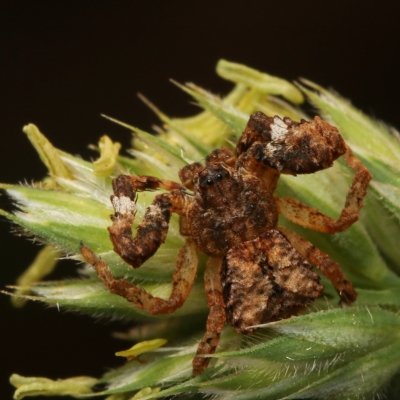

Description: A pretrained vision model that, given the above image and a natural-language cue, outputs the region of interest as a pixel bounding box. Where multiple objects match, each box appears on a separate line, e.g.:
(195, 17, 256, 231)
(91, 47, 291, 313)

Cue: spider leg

(192, 257, 225, 377)
(108, 175, 186, 268)
(80, 239, 198, 314)
(112, 174, 183, 193)
(278, 226, 357, 305)
(236, 112, 347, 174)
(237, 146, 281, 193)
(276, 145, 371, 233)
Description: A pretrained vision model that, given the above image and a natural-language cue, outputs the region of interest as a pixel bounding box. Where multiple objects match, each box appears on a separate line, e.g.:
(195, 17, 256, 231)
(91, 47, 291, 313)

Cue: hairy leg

(236, 112, 347, 174)
(112, 174, 183, 193)
(276, 145, 371, 233)
(80, 239, 198, 314)
(278, 227, 357, 304)
(108, 175, 186, 268)
(192, 257, 226, 377)
(237, 144, 281, 193)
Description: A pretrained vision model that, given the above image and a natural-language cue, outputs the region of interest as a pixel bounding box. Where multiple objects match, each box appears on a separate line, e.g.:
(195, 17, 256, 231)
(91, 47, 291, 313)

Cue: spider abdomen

(221, 230, 323, 333)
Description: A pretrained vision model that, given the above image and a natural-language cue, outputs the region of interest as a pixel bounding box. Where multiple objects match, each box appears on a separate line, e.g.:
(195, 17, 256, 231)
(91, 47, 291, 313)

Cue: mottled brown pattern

(237, 111, 347, 174)
(278, 227, 357, 304)
(81, 239, 198, 315)
(188, 164, 278, 256)
(81, 111, 371, 377)
(276, 144, 371, 233)
(222, 230, 323, 332)
(192, 257, 226, 376)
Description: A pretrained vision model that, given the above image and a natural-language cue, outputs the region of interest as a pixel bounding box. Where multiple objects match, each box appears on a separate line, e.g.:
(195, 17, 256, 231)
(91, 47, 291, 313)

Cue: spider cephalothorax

(81, 111, 371, 376)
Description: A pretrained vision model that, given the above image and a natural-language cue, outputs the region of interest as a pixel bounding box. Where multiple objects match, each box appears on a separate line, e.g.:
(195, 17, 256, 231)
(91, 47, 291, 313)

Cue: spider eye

(216, 173, 223, 180)
(206, 178, 213, 185)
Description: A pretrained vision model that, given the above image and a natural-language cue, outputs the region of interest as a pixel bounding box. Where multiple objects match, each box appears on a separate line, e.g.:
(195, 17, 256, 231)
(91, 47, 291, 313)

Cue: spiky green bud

(3, 60, 400, 399)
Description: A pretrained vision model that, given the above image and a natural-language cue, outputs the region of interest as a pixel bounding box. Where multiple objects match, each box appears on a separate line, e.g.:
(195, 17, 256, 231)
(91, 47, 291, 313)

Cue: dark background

(1, 1, 399, 398)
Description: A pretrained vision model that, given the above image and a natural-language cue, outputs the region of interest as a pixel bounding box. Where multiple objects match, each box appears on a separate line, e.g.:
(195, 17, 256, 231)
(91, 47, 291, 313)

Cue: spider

(81, 111, 371, 376)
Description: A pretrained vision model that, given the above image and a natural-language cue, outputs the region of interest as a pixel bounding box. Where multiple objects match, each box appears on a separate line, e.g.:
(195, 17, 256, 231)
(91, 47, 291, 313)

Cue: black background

(1, 1, 399, 399)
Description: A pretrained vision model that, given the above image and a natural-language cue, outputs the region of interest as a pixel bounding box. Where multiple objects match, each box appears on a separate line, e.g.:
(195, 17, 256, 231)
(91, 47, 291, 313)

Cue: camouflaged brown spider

(81, 111, 371, 376)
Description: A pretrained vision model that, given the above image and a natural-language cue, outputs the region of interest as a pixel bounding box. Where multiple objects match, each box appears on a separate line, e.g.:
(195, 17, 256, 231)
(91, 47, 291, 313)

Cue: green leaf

(102, 114, 187, 174)
(2, 184, 112, 254)
(137, 93, 209, 161)
(172, 80, 249, 138)
(136, 308, 400, 400)
(11, 245, 61, 308)
(217, 59, 305, 104)
(299, 79, 400, 163)
(23, 124, 73, 182)
(10, 374, 97, 400)
(11, 278, 207, 320)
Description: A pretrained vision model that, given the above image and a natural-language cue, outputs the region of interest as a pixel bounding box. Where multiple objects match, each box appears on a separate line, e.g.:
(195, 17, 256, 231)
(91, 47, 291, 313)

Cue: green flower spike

(3, 59, 400, 399)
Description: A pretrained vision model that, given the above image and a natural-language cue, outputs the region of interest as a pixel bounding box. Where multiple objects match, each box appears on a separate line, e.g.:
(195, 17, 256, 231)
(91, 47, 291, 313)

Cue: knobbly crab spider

(81, 111, 371, 376)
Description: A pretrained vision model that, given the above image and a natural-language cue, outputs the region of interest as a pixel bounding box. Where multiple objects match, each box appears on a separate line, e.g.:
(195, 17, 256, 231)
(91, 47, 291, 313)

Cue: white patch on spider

(266, 142, 280, 154)
(112, 196, 135, 214)
(270, 117, 289, 141)
(147, 205, 157, 215)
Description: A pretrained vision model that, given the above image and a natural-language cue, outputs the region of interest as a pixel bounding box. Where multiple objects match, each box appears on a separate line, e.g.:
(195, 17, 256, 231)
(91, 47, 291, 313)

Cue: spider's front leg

(108, 174, 183, 267)
(236, 111, 347, 174)
(81, 175, 199, 315)
(237, 144, 281, 193)
(276, 144, 371, 233)
(237, 111, 371, 233)
(192, 257, 226, 377)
